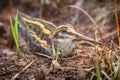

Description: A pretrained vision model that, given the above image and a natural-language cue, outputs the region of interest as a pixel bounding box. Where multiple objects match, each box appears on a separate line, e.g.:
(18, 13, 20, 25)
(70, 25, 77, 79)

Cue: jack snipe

(17, 11, 100, 57)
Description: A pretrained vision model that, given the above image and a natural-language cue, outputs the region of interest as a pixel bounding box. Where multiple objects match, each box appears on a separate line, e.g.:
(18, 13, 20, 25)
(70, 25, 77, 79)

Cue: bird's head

(53, 24, 101, 44)
(53, 24, 76, 39)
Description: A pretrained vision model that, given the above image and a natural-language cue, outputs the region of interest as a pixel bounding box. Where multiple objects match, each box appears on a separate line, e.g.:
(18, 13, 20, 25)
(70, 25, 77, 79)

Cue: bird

(17, 11, 100, 57)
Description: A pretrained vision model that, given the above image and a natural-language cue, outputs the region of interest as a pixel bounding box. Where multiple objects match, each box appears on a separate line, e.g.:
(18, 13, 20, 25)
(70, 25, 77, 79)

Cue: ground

(0, 0, 120, 80)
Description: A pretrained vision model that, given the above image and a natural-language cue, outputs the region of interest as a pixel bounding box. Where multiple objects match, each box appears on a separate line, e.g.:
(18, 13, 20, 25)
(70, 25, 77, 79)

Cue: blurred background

(1, 0, 120, 80)
(1, 0, 120, 47)
(0, 0, 119, 36)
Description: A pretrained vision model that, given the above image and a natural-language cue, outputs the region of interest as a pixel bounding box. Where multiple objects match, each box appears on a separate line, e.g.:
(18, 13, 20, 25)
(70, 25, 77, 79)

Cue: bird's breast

(54, 38, 75, 57)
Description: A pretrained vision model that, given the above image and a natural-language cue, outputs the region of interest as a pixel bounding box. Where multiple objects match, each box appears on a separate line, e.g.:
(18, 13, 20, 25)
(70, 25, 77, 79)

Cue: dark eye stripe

(62, 29, 66, 33)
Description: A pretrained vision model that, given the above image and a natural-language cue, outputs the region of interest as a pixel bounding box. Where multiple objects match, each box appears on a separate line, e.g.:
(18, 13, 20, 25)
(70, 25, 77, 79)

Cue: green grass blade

(55, 45, 60, 61)
(113, 54, 120, 80)
(14, 11, 19, 41)
(10, 13, 21, 59)
(10, 17, 17, 44)
(113, 62, 119, 80)
(52, 45, 60, 72)
(95, 63, 102, 80)
(14, 11, 19, 52)
(118, 33, 120, 46)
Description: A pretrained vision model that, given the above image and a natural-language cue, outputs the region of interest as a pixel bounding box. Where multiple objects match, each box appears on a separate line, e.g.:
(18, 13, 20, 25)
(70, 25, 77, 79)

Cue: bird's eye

(61, 29, 67, 33)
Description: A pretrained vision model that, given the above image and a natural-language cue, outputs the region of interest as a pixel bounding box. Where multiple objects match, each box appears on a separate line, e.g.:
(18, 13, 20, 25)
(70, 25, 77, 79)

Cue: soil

(0, 0, 120, 80)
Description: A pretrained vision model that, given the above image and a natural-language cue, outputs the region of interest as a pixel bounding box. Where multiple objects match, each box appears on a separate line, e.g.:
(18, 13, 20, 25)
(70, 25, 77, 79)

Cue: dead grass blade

(101, 70, 111, 80)
(114, 0, 120, 46)
(11, 58, 40, 80)
(66, 5, 103, 42)
(35, 52, 53, 59)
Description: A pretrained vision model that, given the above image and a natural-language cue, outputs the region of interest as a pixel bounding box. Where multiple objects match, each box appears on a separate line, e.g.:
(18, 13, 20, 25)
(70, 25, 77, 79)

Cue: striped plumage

(18, 11, 100, 57)
(18, 12, 57, 55)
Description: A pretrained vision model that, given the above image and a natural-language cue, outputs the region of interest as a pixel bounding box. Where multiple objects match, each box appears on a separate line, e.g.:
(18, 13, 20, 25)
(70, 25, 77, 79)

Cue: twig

(114, 0, 120, 46)
(66, 5, 103, 42)
(35, 52, 53, 59)
(97, 30, 117, 41)
(11, 58, 40, 80)
(101, 70, 112, 80)
(51, 39, 56, 59)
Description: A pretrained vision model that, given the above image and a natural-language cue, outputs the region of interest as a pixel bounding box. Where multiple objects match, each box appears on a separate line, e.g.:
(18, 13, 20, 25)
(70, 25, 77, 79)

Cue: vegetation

(0, 0, 120, 80)
(10, 11, 21, 59)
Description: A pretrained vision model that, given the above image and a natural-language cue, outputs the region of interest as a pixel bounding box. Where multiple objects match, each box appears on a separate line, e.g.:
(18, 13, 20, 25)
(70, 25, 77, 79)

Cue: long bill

(73, 32, 101, 45)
